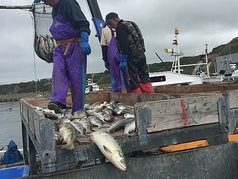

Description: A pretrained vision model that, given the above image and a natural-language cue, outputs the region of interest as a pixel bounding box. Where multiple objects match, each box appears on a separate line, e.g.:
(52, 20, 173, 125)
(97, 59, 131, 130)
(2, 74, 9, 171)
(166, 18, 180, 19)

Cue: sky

(0, 0, 237, 85)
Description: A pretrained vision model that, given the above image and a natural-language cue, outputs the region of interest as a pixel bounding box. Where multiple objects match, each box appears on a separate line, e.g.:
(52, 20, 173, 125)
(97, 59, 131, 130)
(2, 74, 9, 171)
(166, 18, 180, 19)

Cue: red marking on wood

(180, 99, 188, 126)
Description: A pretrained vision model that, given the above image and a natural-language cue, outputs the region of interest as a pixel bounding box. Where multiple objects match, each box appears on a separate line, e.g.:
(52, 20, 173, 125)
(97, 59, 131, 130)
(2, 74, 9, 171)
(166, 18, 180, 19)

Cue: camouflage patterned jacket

(116, 20, 145, 57)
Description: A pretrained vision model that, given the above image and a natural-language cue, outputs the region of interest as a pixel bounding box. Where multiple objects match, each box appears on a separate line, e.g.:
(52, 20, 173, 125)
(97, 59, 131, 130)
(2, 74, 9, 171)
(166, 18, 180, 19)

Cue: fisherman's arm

(117, 24, 130, 55)
(3, 152, 10, 164)
(117, 24, 130, 71)
(18, 150, 23, 160)
(63, 0, 90, 34)
(100, 28, 110, 70)
(63, 0, 91, 55)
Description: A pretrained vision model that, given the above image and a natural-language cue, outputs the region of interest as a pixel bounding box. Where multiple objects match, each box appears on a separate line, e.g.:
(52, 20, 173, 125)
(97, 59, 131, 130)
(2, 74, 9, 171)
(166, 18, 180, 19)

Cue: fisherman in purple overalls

(100, 25, 130, 93)
(34, 0, 91, 113)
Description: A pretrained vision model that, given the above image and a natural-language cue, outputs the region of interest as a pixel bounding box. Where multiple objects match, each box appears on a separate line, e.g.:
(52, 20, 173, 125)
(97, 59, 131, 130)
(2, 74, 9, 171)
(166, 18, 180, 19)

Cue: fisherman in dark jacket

(2, 140, 23, 165)
(104, 12, 154, 93)
(34, 0, 91, 114)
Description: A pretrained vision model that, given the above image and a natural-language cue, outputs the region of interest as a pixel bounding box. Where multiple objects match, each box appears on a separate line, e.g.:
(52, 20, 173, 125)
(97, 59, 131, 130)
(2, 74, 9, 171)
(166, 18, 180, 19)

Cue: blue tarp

(0, 165, 30, 179)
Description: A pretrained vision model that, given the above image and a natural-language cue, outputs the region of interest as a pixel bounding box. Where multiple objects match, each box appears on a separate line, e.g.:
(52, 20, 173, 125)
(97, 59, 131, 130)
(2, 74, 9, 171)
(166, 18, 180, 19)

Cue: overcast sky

(0, 0, 237, 85)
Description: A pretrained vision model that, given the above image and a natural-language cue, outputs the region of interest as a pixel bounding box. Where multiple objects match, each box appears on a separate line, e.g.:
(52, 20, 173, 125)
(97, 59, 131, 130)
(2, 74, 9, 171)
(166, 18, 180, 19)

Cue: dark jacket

(116, 20, 145, 57)
(52, 0, 90, 35)
(2, 140, 23, 165)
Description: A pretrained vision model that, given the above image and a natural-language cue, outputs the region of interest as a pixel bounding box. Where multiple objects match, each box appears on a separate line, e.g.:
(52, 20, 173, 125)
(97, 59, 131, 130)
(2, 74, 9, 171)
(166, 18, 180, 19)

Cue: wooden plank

(154, 82, 238, 94)
(228, 134, 238, 141)
(134, 94, 221, 133)
(33, 110, 45, 144)
(20, 99, 45, 144)
(86, 92, 110, 104)
(227, 90, 238, 109)
(160, 140, 209, 153)
(111, 93, 139, 106)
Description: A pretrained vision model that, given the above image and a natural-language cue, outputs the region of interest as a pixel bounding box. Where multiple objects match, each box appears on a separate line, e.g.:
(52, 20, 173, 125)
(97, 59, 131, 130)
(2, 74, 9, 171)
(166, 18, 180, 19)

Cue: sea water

(0, 101, 22, 150)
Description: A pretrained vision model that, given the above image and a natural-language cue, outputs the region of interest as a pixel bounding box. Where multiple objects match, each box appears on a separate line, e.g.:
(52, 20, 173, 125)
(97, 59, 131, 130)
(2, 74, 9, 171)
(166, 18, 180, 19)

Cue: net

(32, 3, 55, 63)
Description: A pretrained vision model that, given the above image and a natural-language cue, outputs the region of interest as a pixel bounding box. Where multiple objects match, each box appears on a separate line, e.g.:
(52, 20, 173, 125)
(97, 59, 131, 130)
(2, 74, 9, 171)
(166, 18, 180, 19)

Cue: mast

(174, 28, 181, 73)
(205, 44, 210, 77)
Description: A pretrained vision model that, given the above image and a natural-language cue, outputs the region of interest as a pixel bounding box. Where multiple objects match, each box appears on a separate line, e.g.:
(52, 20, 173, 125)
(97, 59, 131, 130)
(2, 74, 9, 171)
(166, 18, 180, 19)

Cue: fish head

(103, 113, 114, 122)
(111, 150, 127, 172)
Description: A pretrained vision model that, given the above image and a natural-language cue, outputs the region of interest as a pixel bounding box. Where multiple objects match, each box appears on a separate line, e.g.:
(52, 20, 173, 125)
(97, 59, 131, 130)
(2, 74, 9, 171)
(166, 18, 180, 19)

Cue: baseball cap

(104, 12, 119, 27)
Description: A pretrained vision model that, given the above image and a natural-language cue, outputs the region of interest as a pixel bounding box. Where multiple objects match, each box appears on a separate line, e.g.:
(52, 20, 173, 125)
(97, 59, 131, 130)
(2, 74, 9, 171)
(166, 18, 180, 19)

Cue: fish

(106, 117, 135, 134)
(90, 131, 127, 171)
(43, 111, 59, 120)
(124, 113, 134, 119)
(72, 117, 93, 134)
(118, 103, 134, 114)
(123, 120, 136, 136)
(34, 36, 40, 58)
(87, 115, 105, 129)
(55, 131, 64, 144)
(70, 109, 87, 120)
(40, 108, 56, 114)
(103, 113, 114, 122)
(62, 108, 73, 119)
(84, 101, 104, 110)
(102, 105, 114, 115)
(59, 123, 77, 150)
(70, 121, 85, 135)
(87, 111, 104, 122)
(34, 35, 54, 63)
(46, 34, 55, 55)
(38, 41, 48, 61)
(110, 100, 125, 115)
(53, 121, 60, 131)
(58, 117, 71, 124)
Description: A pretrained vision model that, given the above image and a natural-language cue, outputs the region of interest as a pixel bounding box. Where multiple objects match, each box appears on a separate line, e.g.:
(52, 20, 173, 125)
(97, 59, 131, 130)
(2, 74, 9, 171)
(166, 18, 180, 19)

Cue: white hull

(149, 71, 203, 86)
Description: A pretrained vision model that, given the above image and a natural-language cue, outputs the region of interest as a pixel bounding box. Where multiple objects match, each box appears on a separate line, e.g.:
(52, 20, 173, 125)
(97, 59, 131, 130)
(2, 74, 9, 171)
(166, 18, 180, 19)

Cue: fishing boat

(2, 1, 238, 179)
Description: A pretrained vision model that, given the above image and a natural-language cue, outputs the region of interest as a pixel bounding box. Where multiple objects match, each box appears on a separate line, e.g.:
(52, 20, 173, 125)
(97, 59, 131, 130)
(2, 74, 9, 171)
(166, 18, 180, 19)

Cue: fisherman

(104, 12, 154, 93)
(100, 25, 130, 93)
(2, 140, 23, 165)
(34, 0, 91, 113)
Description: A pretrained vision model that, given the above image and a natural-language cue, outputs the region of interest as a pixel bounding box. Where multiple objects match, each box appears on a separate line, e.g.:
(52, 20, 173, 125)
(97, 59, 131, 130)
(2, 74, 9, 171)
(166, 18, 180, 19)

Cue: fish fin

(103, 145, 112, 155)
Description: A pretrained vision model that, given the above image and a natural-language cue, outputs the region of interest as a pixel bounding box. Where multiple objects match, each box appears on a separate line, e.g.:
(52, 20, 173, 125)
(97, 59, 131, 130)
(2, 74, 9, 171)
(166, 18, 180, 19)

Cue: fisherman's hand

(80, 31, 91, 55)
(119, 54, 128, 71)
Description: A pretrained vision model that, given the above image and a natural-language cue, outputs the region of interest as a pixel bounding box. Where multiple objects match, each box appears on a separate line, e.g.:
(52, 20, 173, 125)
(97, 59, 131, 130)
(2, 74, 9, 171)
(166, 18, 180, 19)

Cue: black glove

(104, 61, 110, 70)
(101, 45, 110, 70)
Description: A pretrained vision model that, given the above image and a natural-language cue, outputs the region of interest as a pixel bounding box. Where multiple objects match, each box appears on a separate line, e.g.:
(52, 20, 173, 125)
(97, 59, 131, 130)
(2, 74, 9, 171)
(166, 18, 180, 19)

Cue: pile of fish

(34, 34, 57, 63)
(36, 100, 136, 171)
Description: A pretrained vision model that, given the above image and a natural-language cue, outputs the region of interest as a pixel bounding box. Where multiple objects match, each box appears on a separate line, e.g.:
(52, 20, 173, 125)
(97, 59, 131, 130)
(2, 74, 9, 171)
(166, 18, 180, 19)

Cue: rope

(188, 104, 201, 124)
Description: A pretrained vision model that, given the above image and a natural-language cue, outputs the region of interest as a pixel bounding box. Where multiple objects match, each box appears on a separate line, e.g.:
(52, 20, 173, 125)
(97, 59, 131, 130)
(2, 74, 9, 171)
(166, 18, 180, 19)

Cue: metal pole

(205, 44, 210, 77)
(155, 53, 170, 71)
(0, 5, 32, 10)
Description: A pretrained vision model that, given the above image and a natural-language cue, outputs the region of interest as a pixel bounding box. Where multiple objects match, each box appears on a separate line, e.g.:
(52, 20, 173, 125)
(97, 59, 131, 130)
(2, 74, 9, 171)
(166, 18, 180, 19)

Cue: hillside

(0, 36, 238, 95)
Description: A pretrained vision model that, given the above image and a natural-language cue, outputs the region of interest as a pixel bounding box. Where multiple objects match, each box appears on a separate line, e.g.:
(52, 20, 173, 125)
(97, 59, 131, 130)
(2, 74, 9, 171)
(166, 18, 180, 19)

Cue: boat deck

(19, 82, 238, 177)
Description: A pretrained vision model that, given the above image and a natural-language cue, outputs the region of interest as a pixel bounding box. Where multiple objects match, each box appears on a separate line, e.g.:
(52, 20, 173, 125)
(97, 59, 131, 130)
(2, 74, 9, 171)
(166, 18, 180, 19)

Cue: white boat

(150, 28, 203, 86)
(150, 28, 237, 86)
(85, 78, 100, 93)
(150, 71, 202, 86)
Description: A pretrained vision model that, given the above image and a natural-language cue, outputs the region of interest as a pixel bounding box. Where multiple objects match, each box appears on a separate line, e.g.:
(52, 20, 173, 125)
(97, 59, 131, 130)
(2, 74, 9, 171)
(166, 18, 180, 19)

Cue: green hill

(1, 36, 238, 95)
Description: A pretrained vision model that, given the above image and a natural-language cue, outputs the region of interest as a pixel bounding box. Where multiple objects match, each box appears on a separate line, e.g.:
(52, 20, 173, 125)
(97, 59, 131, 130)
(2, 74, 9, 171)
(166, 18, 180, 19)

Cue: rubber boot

(130, 87, 142, 93)
(139, 82, 154, 93)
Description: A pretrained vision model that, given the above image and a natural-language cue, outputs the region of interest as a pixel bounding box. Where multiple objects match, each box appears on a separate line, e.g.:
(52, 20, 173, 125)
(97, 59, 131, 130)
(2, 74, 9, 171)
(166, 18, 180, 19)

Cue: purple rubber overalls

(107, 27, 130, 92)
(49, 7, 86, 113)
